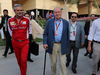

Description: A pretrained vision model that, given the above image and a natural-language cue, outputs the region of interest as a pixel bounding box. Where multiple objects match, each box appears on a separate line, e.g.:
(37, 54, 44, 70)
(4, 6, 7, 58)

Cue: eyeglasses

(71, 16, 77, 18)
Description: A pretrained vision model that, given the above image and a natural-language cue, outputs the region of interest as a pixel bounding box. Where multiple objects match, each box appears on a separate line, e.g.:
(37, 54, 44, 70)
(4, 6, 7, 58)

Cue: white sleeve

(29, 21, 32, 34)
(88, 21, 96, 41)
(8, 21, 12, 37)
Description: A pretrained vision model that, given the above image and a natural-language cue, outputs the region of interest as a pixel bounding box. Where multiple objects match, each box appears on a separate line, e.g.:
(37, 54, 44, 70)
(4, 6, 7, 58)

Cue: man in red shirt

(8, 4, 31, 75)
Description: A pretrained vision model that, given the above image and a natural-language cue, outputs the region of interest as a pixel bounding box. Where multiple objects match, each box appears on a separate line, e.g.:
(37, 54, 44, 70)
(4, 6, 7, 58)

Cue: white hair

(54, 7, 62, 12)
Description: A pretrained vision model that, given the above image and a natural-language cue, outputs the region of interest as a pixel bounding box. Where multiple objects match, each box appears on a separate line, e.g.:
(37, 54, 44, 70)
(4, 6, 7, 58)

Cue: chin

(56, 17, 61, 19)
(18, 15, 23, 17)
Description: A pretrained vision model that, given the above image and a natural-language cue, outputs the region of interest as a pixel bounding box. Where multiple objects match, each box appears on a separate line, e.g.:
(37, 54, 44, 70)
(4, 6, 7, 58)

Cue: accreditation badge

(3, 24, 6, 27)
(10, 22, 16, 26)
(70, 31, 72, 34)
(55, 30, 58, 35)
(73, 31, 75, 36)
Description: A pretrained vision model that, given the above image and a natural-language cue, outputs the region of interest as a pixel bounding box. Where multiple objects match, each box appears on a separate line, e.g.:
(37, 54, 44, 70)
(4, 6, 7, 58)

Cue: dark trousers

(66, 41, 79, 70)
(28, 34, 32, 59)
(3, 32, 13, 55)
(85, 38, 93, 55)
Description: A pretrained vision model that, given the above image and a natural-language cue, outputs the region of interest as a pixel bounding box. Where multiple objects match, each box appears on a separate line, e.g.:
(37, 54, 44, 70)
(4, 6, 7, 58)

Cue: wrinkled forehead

(54, 8, 62, 12)
(15, 7, 23, 10)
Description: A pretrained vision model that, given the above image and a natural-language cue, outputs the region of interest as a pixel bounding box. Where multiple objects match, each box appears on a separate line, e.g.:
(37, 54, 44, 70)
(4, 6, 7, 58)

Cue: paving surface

(0, 42, 100, 75)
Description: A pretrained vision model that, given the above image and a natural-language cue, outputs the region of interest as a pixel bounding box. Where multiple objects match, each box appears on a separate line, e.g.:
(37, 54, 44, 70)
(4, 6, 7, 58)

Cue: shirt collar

(55, 18, 62, 22)
(71, 21, 77, 25)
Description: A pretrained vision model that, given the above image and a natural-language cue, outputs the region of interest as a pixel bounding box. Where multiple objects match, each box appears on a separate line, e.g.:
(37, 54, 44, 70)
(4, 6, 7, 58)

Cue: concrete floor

(0, 42, 100, 75)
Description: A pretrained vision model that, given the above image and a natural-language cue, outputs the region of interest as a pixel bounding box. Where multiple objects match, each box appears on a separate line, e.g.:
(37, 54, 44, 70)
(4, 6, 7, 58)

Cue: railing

(36, 19, 47, 29)
(36, 20, 44, 29)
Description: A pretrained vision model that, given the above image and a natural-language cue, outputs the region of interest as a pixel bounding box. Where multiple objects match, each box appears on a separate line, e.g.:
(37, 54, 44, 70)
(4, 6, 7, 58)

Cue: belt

(54, 42, 61, 43)
(94, 40, 100, 44)
(70, 40, 75, 42)
(18, 40, 22, 42)
(13, 39, 28, 42)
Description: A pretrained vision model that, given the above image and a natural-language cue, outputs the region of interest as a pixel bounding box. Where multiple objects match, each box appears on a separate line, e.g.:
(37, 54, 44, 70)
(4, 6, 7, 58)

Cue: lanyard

(55, 20, 61, 31)
(89, 21, 93, 33)
(5, 17, 7, 24)
(70, 22, 77, 36)
(71, 22, 77, 30)
(90, 21, 93, 27)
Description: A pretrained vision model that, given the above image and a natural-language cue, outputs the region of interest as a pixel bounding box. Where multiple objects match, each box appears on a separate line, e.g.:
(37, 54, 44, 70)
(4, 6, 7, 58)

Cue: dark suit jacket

(0, 15, 11, 34)
(84, 20, 90, 36)
(43, 18, 69, 55)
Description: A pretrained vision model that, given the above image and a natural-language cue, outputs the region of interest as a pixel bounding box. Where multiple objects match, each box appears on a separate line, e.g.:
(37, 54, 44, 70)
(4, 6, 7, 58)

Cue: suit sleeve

(43, 20, 49, 45)
(66, 21, 70, 48)
(84, 21, 89, 35)
(81, 24, 85, 43)
(84, 21, 87, 35)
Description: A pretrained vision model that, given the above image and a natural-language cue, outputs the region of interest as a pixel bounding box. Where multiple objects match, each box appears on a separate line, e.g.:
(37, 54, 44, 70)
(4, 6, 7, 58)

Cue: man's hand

(81, 43, 84, 46)
(43, 44, 48, 50)
(87, 46, 91, 53)
(87, 40, 92, 53)
(85, 35, 87, 39)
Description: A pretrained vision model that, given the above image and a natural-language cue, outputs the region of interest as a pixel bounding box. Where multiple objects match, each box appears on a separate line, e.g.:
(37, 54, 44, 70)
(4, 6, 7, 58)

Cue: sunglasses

(71, 16, 77, 18)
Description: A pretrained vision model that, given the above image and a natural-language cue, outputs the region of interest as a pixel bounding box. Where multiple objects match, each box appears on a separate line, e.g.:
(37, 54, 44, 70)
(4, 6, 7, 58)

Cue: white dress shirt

(88, 18, 100, 42)
(70, 22, 77, 41)
(29, 21, 32, 34)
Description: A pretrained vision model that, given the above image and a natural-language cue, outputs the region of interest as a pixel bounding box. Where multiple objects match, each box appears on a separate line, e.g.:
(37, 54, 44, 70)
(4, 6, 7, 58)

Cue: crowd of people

(46, 11, 54, 20)
(43, 7, 100, 75)
(0, 3, 100, 75)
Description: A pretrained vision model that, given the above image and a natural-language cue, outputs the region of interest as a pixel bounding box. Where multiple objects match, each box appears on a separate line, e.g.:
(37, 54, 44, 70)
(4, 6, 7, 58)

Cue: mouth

(18, 13, 22, 15)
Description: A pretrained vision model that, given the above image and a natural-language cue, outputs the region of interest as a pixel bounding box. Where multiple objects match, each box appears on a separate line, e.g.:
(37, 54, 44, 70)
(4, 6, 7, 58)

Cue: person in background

(84, 14, 95, 58)
(0, 9, 14, 57)
(46, 11, 49, 20)
(22, 9, 25, 16)
(0, 28, 4, 40)
(88, 17, 100, 75)
(66, 12, 85, 74)
(0, 19, 4, 40)
(0, 20, 4, 40)
(8, 4, 31, 75)
(43, 7, 69, 75)
(49, 11, 53, 19)
(24, 13, 35, 62)
(51, 12, 54, 18)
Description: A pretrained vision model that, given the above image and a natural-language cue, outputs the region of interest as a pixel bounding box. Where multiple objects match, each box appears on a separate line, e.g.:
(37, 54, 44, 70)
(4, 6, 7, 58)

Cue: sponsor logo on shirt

(22, 21, 26, 24)
(12, 28, 17, 30)
(10, 22, 16, 25)
(19, 27, 26, 29)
